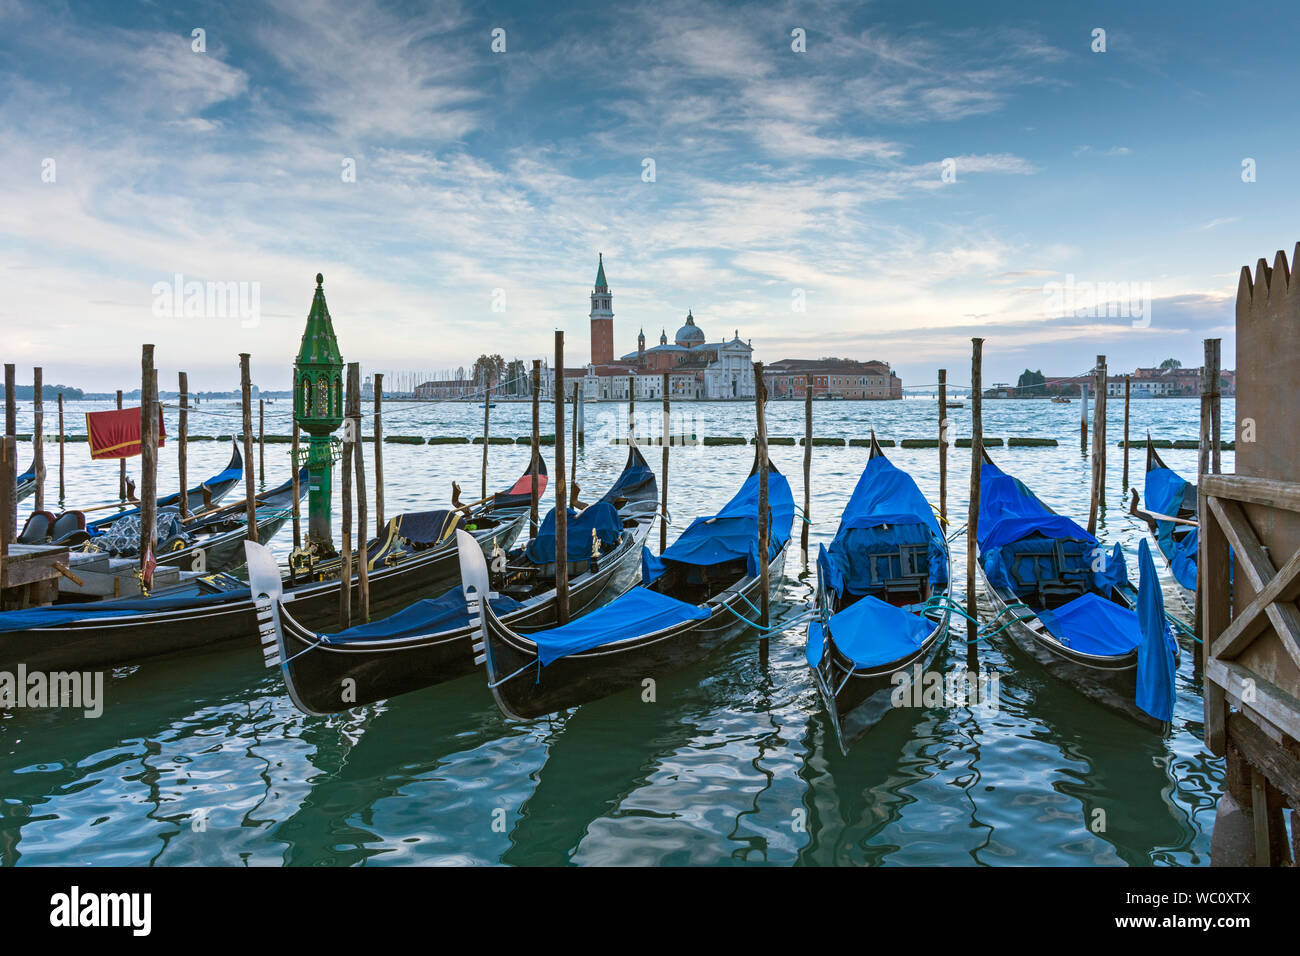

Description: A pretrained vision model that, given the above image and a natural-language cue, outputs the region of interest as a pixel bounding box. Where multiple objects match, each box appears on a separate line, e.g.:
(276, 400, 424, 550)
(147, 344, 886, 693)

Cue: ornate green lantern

(293, 273, 344, 552)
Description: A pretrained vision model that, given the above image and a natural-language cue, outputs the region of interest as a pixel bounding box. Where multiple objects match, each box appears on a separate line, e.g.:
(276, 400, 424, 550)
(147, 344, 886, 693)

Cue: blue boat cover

(1135, 538, 1177, 722)
(1145, 464, 1198, 590)
(0, 587, 254, 634)
(642, 470, 794, 583)
(599, 451, 655, 505)
(809, 593, 932, 669)
(525, 501, 622, 564)
(978, 460, 1095, 551)
(326, 586, 521, 643)
(1036, 593, 1142, 656)
(532, 586, 710, 666)
(823, 454, 947, 593)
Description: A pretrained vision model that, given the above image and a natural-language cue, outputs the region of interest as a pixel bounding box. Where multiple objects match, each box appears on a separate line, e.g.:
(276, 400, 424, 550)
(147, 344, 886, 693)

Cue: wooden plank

(1202, 474, 1300, 513)
(1201, 486, 1231, 754)
(1251, 767, 1271, 866)
(1207, 657, 1300, 744)
(1206, 495, 1300, 671)
(1211, 540, 1300, 661)
(1228, 713, 1300, 809)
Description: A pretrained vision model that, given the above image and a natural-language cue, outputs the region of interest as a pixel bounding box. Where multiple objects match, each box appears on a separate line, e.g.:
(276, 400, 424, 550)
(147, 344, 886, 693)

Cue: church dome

(674, 310, 705, 347)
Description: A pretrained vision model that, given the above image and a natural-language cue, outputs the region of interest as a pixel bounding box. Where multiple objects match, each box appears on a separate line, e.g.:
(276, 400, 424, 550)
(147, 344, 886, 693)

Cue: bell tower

(589, 253, 614, 365)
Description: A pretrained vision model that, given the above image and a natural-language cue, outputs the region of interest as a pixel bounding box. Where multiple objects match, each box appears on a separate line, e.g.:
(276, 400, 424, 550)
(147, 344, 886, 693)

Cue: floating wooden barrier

(900, 438, 938, 448)
(385, 436, 425, 445)
(702, 436, 747, 446)
(849, 438, 895, 447)
(429, 436, 469, 444)
(472, 436, 514, 445)
(956, 437, 1004, 447)
(800, 437, 844, 446)
(1007, 437, 1058, 447)
(766, 437, 797, 446)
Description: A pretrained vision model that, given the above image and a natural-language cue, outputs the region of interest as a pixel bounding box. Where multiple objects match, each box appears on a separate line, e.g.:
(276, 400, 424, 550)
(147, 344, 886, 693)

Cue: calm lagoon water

(0, 397, 1227, 866)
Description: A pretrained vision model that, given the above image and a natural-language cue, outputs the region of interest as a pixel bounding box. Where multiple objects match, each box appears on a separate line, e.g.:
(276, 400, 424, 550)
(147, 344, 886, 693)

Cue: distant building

(540, 256, 756, 401)
(1044, 366, 1236, 399)
(762, 358, 902, 400)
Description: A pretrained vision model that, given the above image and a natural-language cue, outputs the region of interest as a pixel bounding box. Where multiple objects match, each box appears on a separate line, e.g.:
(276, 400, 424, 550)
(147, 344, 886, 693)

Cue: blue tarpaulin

(1146, 464, 1198, 591)
(599, 451, 655, 505)
(0, 587, 253, 634)
(823, 454, 947, 594)
(978, 460, 1096, 551)
(1135, 538, 1177, 722)
(1037, 593, 1143, 656)
(525, 501, 622, 564)
(326, 586, 521, 643)
(532, 585, 710, 666)
(642, 469, 794, 583)
(811, 593, 932, 668)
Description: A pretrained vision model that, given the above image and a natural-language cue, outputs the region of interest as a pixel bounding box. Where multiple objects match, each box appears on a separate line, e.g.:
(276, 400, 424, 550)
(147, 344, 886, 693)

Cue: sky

(1, 0, 1296, 392)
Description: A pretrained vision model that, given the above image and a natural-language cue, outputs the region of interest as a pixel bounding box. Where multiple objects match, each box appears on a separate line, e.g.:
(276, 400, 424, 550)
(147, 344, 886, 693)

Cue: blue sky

(1, 0, 1295, 391)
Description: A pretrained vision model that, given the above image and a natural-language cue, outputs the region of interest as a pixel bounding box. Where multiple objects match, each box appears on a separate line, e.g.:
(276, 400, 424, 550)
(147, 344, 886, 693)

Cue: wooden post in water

(1080, 381, 1088, 455)
(1202, 339, 1222, 476)
(348, 363, 369, 623)
(481, 383, 492, 501)
(570, 382, 579, 508)
(1087, 355, 1105, 535)
(802, 373, 812, 561)
(373, 372, 384, 534)
(140, 346, 158, 579)
(116, 389, 126, 500)
(57, 392, 65, 504)
(754, 362, 771, 665)
(530, 360, 541, 532)
(627, 374, 636, 445)
(576, 382, 584, 448)
(554, 332, 569, 625)
(967, 339, 984, 669)
(937, 368, 948, 523)
(2, 364, 14, 543)
(32, 367, 44, 512)
(258, 398, 265, 485)
(0, 436, 12, 569)
(338, 374, 355, 629)
(661, 372, 670, 554)
(178, 373, 189, 519)
(1122, 374, 1131, 494)
(239, 355, 258, 543)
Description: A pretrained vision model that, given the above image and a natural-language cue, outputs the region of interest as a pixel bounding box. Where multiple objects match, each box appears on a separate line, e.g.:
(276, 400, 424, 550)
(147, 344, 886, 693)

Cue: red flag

(86, 406, 166, 460)
(141, 544, 156, 591)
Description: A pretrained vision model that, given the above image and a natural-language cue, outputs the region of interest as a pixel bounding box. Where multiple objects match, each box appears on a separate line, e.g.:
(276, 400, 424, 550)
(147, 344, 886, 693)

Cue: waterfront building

(762, 358, 902, 400)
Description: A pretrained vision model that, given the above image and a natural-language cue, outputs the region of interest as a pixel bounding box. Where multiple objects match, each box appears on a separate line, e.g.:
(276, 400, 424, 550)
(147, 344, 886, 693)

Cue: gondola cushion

(526, 502, 622, 564)
(1035, 593, 1141, 656)
(325, 586, 522, 643)
(814, 594, 932, 668)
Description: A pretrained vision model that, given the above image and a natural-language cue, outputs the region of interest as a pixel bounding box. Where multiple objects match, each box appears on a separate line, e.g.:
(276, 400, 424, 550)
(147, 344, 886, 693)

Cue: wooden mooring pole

(754, 361, 770, 666)
(239, 355, 257, 542)
(554, 332, 569, 625)
(178, 372, 189, 519)
(373, 372, 385, 534)
(3, 364, 14, 542)
(1201, 339, 1222, 477)
(802, 373, 812, 561)
(967, 340, 984, 669)
(32, 368, 44, 512)
(258, 398, 265, 486)
(1080, 381, 1088, 455)
(530, 360, 541, 532)
(1122, 374, 1131, 495)
(290, 420, 301, 551)
(661, 372, 670, 554)
(570, 382, 579, 508)
(140, 347, 158, 582)
(116, 389, 126, 500)
(338, 371, 355, 629)
(57, 392, 65, 505)
(938, 368, 948, 522)
(349, 363, 369, 623)
(627, 374, 636, 445)
(481, 382, 492, 501)
(1087, 355, 1105, 535)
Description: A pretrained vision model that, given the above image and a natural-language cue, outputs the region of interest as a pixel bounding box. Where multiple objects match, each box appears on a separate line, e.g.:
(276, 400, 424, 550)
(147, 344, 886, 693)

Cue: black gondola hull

(481, 548, 788, 720)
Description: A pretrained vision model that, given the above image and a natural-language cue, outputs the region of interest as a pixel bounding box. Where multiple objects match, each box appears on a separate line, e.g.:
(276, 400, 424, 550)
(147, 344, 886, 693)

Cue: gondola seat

(49, 511, 87, 544)
(1002, 535, 1091, 609)
(18, 510, 56, 543)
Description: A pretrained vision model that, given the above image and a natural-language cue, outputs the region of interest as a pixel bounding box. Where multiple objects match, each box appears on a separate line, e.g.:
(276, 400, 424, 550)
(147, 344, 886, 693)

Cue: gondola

(80, 466, 309, 573)
(1128, 438, 1198, 617)
(0, 454, 540, 671)
(975, 449, 1178, 731)
(806, 434, 951, 754)
(16, 458, 36, 502)
(85, 442, 244, 533)
(464, 453, 794, 720)
(246, 446, 659, 715)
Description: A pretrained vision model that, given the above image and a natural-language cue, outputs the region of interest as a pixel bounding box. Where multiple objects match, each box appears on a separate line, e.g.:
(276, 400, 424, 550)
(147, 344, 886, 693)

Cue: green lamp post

(294, 273, 344, 553)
